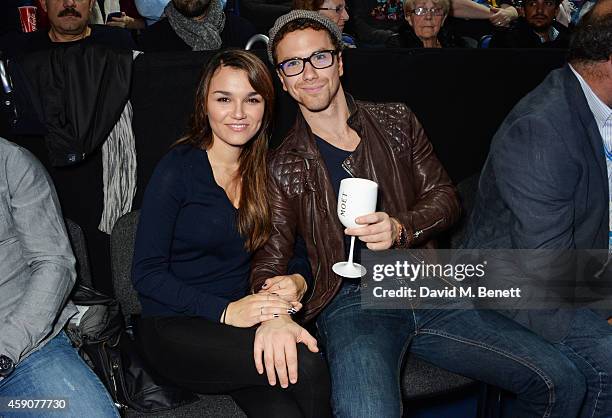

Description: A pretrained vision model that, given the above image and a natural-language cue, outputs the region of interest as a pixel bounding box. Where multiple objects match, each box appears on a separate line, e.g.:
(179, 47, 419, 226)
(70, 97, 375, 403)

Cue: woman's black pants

(138, 316, 332, 418)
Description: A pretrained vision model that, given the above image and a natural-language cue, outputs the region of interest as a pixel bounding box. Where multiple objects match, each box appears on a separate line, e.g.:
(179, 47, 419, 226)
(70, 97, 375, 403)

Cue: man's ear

(40, 0, 48, 13)
(338, 51, 344, 77)
(406, 15, 414, 27)
(276, 69, 288, 92)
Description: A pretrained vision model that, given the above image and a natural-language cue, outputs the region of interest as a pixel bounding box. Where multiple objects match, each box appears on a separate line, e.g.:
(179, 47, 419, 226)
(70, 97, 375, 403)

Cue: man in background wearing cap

(251, 10, 586, 417)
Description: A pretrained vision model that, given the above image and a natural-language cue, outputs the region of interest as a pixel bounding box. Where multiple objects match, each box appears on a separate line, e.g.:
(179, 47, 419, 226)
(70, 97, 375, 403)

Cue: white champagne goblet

(332, 178, 378, 278)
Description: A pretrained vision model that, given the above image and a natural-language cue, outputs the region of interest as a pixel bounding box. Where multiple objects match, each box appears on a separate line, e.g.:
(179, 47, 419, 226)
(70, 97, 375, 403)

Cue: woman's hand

(489, 6, 518, 27)
(107, 13, 146, 30)
(258, 274, 307, 302)
(224, 294, 301, 328)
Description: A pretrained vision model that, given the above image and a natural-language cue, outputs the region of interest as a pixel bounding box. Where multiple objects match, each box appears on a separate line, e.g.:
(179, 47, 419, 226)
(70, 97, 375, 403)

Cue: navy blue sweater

(132, 145, 249, 321)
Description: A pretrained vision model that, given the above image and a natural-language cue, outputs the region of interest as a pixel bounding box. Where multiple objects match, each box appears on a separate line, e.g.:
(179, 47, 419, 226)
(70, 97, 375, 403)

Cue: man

(250, 10, 587, 417)
(490, 0, 570, 48)
(464, 2, 612, 416)
(137, 0, 256, 52)
(0, 0, 135, 296)
(0, 0, 136, 56)
(0, 137, 119, 417)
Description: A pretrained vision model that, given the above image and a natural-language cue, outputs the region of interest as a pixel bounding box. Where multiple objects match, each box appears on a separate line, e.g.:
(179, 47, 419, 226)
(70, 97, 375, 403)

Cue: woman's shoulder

(151, 144, 205, 184)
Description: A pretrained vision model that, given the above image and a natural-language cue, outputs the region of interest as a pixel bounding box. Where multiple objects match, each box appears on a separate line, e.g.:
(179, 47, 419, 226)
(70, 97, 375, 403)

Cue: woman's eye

(247, 97, 262, 104)
(217, 97, 230, 103)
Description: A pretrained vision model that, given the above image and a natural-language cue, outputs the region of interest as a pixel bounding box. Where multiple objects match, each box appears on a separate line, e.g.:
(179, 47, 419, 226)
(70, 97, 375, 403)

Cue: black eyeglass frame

(276, 49, 340, 77)
(317, 4, 349, 14)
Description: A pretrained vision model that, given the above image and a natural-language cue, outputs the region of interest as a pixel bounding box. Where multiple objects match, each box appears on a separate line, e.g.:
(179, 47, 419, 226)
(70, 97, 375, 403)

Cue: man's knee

(525, 355, 586, 414)
(331, 385, 400, 418)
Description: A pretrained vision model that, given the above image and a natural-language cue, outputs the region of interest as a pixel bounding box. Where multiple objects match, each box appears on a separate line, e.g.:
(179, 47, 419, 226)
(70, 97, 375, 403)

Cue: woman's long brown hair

(175, 49, 274, 252)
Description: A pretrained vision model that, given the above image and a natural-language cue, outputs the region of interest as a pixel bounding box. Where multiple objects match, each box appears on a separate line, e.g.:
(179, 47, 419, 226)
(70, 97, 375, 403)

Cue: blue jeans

(0, 331, 119, 418)
(316, 282, 586, 418)
(553, 308, 612, 418)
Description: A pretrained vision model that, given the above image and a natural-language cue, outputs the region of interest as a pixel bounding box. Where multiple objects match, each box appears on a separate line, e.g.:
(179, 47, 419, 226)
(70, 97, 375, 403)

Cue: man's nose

(63, 0, 76, 7)
(302, 61, 319, 80)
(341, 8, 349, 21)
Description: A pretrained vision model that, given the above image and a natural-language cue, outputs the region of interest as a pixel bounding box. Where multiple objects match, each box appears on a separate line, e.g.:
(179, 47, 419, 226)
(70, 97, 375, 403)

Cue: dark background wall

(130, 48, 566, 207)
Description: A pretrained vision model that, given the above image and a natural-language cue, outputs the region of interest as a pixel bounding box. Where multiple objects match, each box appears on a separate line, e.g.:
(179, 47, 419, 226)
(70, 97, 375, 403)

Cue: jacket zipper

(304, 157, 321, 305)
(413, 218, 444, 240)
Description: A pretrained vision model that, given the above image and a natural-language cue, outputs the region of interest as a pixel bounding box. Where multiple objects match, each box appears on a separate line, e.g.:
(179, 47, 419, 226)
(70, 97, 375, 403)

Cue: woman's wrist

(221, 302, 233, 325)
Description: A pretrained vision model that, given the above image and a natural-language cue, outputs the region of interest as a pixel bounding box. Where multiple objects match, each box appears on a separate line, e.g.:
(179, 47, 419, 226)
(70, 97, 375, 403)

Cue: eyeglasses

(277, 50, 339, 77)
(409, 7, 445, 16)
(318, 4, 348, 14)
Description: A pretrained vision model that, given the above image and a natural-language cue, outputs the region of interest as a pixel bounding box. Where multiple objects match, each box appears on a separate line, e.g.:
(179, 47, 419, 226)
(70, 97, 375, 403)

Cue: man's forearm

(0, 261, 75, 362)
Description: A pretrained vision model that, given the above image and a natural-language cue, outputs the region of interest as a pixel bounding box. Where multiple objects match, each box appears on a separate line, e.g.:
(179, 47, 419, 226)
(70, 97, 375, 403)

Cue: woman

(387, 0, 469, 47)
(132, 49, 331, 418)
(293, 0, 356, 47)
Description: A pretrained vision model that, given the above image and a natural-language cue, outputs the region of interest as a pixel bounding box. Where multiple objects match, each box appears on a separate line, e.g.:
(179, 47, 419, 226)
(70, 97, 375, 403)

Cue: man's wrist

(290, 274, 307, 300)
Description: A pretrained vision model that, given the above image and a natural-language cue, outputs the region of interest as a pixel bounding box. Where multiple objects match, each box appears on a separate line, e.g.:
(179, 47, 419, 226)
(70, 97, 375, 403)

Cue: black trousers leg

(137, 316, 332, 418)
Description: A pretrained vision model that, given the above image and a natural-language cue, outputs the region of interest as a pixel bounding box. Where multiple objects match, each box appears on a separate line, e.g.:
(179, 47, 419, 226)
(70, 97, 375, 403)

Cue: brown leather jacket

(251, 95, 460, 323)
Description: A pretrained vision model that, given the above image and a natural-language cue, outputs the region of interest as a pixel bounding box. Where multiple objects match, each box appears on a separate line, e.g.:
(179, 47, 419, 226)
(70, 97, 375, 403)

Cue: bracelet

(221, 307, 227, 324)
(393, 221, 409, 248)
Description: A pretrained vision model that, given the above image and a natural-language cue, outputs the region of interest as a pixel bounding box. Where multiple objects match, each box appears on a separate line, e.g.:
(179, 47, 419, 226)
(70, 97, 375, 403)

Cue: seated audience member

(90, 0, 145, 30)
(347, 0, 518, 46)
(387, 0, 470, 47)
(131, 49, 331, 418)
(293, 0, 356, 47)
(137, 0, 256, 51)
(0, 0, 136, 56)
(251, 10, 587, 418)
(463, 1, 612, 416)
(490, 0, 570, 48)
(0, 0, 136, 298)
(0, 137, 119, 418)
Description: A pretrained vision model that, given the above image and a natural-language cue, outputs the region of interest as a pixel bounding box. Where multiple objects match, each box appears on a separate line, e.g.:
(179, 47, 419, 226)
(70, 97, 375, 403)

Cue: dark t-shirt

(315, 135, 362, 261)
(137, 14, 256, 52)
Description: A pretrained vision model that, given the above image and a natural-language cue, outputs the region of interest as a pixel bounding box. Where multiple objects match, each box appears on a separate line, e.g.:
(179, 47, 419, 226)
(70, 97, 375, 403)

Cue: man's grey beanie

(267, 9, 343, 64)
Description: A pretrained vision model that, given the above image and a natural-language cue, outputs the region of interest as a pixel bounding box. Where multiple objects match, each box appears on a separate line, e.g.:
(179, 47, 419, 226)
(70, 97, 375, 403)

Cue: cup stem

(347, 236, 356, 266)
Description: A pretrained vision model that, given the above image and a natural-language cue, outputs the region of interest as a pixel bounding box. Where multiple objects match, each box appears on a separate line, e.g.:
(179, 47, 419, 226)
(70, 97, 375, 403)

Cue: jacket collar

(563, 65, 608, 185)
